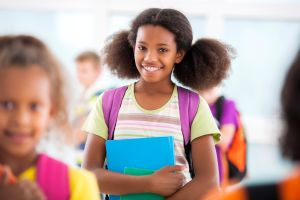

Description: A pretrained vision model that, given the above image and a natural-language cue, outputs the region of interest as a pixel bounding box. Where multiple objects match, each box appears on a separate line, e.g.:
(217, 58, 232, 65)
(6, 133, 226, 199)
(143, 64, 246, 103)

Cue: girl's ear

(175, 50, 186, 64)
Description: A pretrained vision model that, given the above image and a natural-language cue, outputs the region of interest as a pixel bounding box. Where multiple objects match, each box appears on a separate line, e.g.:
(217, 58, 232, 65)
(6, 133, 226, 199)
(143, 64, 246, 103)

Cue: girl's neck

(210, 95, 221, 106)
(135, 79, 174, 95)
(0, 151, 38, 176)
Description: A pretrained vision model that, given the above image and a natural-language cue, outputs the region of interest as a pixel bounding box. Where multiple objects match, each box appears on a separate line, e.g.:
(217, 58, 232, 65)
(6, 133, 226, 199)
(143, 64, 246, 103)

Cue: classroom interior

(1, 0, 300, 185)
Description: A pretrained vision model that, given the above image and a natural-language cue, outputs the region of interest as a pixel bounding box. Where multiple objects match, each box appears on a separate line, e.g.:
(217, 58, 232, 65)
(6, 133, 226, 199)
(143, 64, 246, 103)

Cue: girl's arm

(82, 134, 184, 196)
(218, 125, 235, 151)
(166, 135, 219, 200)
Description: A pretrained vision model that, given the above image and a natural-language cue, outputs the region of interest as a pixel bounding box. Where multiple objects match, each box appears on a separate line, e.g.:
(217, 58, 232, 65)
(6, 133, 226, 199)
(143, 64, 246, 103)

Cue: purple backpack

(102, 85, 199, 177)
(37, 154, 70, 200)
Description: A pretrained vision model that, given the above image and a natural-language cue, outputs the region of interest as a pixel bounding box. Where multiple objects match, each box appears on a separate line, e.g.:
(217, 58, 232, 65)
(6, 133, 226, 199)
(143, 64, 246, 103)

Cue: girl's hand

(149, 165, 184, 197)
(0, 165, 17, 185)
(0, 180, 46, 200)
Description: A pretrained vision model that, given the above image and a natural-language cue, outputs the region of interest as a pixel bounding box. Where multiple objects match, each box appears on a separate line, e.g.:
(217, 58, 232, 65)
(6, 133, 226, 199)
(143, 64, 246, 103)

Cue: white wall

(1, 0, 300, 145)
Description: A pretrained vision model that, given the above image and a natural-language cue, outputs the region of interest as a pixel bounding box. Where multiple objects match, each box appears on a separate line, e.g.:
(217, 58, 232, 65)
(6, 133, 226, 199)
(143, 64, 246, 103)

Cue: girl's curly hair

(104, 8, 234, 90)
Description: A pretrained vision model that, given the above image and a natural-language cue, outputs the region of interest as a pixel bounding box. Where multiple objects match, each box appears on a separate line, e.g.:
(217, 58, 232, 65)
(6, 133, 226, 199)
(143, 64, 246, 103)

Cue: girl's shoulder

(176, 85, 200, 102)
(102, 84, 130, 94)
(222, 98, 238, 113)
(101, 84, 131, 101)
(213, 96, 237, 111)
(223, 98, 236, 105)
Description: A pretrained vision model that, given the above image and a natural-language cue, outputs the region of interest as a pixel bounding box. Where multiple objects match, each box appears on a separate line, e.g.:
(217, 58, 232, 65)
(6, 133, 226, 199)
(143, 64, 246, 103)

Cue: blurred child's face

(0, 66, 53, 158)
(76, 61, 100, 88)
(134, 25, 184, 84)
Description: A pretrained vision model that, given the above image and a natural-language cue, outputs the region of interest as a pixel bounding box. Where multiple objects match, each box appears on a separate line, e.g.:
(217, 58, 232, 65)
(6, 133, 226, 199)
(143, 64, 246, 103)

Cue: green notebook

(121, 168, 164, 200)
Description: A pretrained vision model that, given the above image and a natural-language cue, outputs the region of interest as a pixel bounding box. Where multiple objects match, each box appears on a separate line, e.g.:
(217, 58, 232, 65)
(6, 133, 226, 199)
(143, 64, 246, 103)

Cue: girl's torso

(114, 84, 192, 183)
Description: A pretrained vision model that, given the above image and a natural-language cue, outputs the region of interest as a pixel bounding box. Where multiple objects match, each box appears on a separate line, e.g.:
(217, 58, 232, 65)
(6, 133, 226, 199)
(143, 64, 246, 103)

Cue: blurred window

(222, 19, 300, 117)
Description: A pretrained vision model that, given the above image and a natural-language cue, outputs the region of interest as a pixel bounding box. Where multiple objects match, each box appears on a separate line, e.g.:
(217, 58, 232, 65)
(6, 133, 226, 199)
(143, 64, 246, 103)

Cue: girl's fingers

(1, 166, 10, 185)
(161, 165, 184, 173)
(0, 165, 17, 185)
(5, 166, 17, 184)
(19, 180, 45, 200)
(0, 165, 7, 186)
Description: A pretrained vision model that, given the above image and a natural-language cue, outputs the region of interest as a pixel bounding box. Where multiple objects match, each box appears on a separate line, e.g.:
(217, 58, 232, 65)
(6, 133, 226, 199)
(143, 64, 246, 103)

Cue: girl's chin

(5, 147, 36, 159)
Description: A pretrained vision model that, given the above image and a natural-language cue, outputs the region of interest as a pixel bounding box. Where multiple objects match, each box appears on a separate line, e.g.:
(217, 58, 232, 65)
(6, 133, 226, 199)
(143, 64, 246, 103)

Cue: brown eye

(0, 101, 14, 111)
(137, 46, 146, 51)
(159, 48, 168, 53)
(30, 103, 39, 111)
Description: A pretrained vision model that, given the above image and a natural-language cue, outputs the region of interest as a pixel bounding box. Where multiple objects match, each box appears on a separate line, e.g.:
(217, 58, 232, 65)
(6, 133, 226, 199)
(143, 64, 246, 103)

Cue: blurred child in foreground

(0, 35, 100, 200)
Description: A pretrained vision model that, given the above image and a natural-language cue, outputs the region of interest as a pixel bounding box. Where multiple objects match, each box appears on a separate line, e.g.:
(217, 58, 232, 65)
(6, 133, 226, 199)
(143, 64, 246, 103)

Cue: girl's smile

(4, 130, 33, 145)
(142, 64, 162, 72)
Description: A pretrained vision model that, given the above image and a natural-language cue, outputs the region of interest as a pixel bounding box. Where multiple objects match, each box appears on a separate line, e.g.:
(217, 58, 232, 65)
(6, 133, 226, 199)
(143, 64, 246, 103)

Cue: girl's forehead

(0, 65, 49, 80)
(0, 66, 52, 102)
(136, 25, 176, 45)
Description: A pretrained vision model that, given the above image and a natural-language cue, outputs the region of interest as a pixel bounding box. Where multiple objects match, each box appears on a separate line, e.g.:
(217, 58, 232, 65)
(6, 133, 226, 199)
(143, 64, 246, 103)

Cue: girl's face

(0, 66, 53, 158)
(134, 25, 184, 84)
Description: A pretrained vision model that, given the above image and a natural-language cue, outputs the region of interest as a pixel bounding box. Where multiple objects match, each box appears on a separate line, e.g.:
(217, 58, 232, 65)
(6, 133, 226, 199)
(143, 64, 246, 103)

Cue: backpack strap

(215, 95, 225, 125)
(177, 86, 199, 145)
(102, 86, 128, 140)
(36, 154, 70, 200)
(178, 86, 199, 178)
(214, 96, 230, 183)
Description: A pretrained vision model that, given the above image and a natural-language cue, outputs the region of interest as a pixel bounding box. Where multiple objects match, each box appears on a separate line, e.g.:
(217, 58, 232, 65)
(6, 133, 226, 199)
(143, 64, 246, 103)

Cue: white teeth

(143, 65, 161, 72)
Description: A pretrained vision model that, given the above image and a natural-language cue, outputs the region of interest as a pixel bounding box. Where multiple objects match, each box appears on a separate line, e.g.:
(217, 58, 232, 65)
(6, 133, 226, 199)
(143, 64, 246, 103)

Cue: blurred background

(1, 0, 300, 183)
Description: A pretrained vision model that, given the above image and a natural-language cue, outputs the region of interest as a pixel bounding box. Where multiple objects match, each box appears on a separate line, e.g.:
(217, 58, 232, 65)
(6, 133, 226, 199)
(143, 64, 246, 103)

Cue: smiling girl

(83, 8, 233, 200)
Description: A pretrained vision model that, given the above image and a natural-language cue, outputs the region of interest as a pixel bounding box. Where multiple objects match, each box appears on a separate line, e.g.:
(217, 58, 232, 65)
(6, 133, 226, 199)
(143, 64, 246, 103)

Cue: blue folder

(106, 136, 175, 200)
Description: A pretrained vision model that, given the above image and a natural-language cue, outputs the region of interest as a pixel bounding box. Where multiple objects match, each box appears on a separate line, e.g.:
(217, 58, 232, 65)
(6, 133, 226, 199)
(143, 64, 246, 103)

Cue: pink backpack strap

(177, 86, 200, 145)
(37, 154, 70, 200)
(102, 86, 128, 140)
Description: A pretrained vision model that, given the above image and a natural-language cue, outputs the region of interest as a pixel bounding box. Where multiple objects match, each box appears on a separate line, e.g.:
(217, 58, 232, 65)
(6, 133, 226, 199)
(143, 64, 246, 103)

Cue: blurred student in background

(199, 86, 247, 185)
(73, 51, 106, 150)
(0, 35, 100, 200)
(207, 48, 300, 200)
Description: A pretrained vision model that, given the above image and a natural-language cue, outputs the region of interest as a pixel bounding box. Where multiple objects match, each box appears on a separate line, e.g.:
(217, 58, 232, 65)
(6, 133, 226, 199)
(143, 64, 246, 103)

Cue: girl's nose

(144, 50, 158, 62)
(13, 108, 31, 126)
